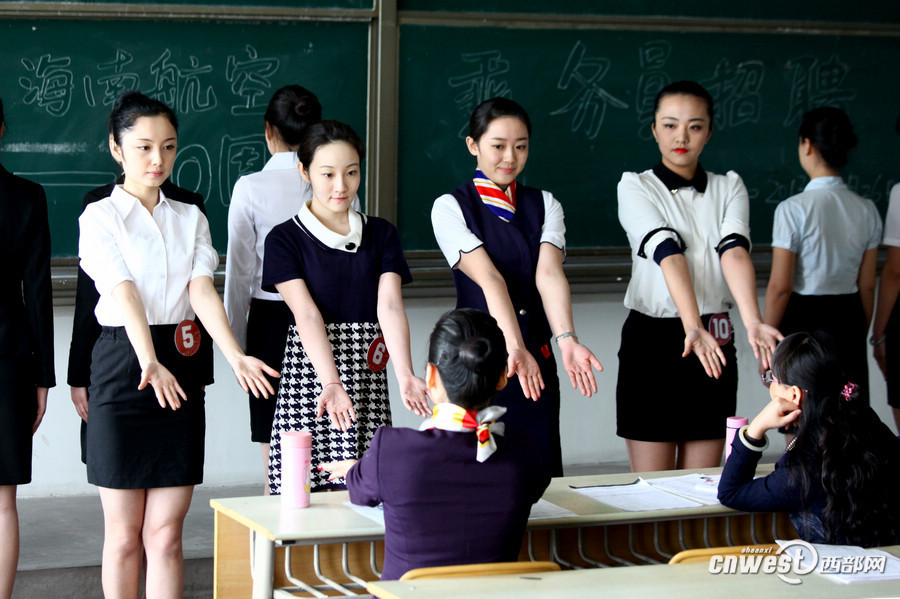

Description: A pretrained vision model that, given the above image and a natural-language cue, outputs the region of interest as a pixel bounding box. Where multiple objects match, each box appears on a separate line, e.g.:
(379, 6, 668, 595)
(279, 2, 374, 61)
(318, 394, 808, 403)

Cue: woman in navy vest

(431, 97, 602, 476)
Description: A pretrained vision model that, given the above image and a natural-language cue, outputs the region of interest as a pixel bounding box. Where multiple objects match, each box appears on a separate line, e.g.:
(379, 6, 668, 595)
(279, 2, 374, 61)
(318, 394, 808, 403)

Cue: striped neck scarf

(474, 169, 516, 222)
(419, 403, 507, 462)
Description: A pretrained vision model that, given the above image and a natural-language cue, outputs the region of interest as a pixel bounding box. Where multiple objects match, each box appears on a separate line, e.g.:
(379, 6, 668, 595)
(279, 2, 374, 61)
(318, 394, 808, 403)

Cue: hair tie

(841, 381, 857, 401)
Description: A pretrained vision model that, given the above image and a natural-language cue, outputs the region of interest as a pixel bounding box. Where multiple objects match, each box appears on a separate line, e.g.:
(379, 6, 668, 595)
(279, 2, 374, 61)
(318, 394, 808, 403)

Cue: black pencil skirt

(0, 358, 38, 485)
(246, 298, 292, 443)
(616, 310, 738, 442)
(86, 325, 206, 489)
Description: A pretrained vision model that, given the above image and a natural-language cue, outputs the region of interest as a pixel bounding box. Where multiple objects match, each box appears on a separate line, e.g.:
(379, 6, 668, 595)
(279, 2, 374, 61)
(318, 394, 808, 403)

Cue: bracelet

(738, 425, 769, 452)
(323, 381, 342, 390)
(555, 331, 577, 343)
(870, 334, 887, 346)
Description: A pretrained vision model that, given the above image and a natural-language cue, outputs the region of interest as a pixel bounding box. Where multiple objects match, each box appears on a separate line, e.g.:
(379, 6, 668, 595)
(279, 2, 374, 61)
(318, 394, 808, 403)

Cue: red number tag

(366, 336, 389, 372)
(708, 313, 733, 346)
(174, 320, 201, 357)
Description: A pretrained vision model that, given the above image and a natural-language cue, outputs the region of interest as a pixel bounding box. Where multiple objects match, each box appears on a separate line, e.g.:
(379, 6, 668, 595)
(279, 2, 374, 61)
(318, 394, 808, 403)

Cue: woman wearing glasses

(763, 107, 881, 406)
(617, 80, 781, 472)
(719, 331, 900, 547)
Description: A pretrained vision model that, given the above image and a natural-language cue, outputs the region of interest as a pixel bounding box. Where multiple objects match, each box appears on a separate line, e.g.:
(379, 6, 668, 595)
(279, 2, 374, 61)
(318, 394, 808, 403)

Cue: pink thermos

(281, 430, 313, 509)
(724, 416, 749, 461)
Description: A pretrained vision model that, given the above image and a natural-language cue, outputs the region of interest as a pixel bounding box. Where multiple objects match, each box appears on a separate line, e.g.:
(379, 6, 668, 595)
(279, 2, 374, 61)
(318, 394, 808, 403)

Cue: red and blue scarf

(474, 169, 516, 222)
(419, 403, 507, 462)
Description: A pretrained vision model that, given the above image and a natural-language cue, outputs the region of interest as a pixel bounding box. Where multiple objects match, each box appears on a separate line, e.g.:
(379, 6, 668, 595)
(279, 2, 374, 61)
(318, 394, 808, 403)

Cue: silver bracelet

(555, 331, 577, 343)
(870, 334, 887, 346)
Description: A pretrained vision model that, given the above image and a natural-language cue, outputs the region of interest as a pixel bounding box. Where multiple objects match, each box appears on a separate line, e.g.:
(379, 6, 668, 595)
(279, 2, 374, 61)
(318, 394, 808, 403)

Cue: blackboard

(397, 25, 900, 250)
(0, 18, 369, 257)
(398, 1, 900, 23)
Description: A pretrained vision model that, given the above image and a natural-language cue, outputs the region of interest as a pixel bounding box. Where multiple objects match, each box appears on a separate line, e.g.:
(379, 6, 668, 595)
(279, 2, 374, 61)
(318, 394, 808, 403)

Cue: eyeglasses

(761, 370, 776, 385)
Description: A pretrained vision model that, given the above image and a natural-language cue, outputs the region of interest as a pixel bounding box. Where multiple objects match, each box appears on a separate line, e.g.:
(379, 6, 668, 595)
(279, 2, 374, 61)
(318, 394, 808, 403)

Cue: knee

(105, 525, 143, 561)
(143, 523, 184, 560)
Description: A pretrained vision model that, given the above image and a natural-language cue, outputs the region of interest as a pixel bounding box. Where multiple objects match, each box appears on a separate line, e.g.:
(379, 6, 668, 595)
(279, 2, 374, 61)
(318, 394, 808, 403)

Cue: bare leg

(0, 486, 18, 599)
(625, 440, 677, 472)
(676, 439, 725, 469)
(142, 486, 193, 599)
(892, 408, 900, 434)
(259, 443, 271, 496)
(98, 487, 146, 599)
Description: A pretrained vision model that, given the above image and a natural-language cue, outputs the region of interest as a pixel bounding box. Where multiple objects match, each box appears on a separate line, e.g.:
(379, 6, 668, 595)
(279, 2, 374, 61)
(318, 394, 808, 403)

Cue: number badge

(174, 320, 201, 357)
(366, 336, 389, 372)
(708, 313, 733, 346)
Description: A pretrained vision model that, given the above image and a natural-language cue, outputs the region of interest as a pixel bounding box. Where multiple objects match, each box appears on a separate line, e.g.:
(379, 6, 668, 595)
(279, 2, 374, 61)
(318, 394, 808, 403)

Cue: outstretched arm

(535, 244, 602, 396)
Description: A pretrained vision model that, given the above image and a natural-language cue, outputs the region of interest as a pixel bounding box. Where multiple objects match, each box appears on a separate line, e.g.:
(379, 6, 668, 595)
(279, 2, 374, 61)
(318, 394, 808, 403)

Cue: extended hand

(231, 355, 279, 398)
(683, 327, 726, 379)
(399, 374, 431, 417)
(508, 348, 544, 401)
(746, 322, 784, 370)
(559, 339, 603, 397)
(139, 361, 187, 410)
(316, 383, 357, 431)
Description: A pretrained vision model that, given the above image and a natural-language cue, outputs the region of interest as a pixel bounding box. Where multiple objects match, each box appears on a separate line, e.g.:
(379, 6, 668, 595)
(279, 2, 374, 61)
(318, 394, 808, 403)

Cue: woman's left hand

(558, 338, 603, 397)
(230, 355, 279, 399)
(746, 322, 783, 370)
(319, 459, 358, 481)
(33, 387, 48, 434)
(398, 374, 431, 417)
(748, 396, 801, 438)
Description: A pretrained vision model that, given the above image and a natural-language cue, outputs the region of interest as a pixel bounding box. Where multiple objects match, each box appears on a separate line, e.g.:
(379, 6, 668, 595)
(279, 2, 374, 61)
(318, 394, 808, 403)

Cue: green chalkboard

(397, 25, 900, 250)
(0, 18, 369, 257)
(398, 0, 900, 23)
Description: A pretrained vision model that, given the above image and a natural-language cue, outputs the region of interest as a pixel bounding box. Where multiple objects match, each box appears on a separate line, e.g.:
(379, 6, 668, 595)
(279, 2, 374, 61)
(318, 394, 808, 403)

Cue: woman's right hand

(683, 327, 727, 379)
(508, 348, 544, 401)
(747, 396, 801, 438)
(316, 383, 357, 432)
(139, 361, 187, 410)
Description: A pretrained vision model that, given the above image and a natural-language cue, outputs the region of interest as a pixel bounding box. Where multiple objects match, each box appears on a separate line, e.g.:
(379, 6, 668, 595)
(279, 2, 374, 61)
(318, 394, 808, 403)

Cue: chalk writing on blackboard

(227, 45, 280, 116)
(701, 59, 764, 130)
(552, 40, 628, 140)
(448, 50, 512, 138)
(20, 54, 74, 117)
(783, 55, 857, 127)
(218, 134, 267, 206)
(635, 41, 672, 140)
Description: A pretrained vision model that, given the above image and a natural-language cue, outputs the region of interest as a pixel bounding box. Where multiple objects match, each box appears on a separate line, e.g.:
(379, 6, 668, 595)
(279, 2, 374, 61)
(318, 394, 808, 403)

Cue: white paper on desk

(571, 479, 702, 511)
(343, 501, 385, 526)
(644, 474, 721, 505)
(528, 498, 578, 520)
(775, 541, 900, 584)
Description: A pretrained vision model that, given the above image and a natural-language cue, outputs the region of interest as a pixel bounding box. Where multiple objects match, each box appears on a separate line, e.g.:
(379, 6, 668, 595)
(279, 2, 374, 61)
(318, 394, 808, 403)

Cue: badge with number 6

(367, 336, 389, 372)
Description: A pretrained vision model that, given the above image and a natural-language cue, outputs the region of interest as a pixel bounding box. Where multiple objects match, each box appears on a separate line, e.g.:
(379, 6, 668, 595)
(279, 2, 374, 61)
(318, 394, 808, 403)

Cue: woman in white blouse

(224, 85, 360, 487)
(79, 91, 277, 598)
(617, 81, 781, 472)
(764, 106, 881, 408)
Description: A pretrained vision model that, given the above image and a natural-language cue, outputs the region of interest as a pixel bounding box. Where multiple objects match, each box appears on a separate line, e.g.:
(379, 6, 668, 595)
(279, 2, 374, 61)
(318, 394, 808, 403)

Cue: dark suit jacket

(0, 163, 55, 387)
(67, 180, 209, 387)
(347, 425, 551, 580)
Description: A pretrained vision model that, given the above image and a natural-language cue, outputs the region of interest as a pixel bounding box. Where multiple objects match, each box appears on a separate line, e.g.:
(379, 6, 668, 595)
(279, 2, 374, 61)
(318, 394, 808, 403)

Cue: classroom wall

(24, 289, 899, 498)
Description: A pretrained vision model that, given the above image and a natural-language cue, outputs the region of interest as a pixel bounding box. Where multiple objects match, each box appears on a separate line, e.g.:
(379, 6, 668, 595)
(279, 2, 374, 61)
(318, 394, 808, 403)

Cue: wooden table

(211, 465, 791, 598)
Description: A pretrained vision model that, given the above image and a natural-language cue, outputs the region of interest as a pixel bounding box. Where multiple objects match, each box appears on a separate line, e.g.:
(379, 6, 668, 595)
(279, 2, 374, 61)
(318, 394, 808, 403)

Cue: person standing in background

(0, 97, 55, 599)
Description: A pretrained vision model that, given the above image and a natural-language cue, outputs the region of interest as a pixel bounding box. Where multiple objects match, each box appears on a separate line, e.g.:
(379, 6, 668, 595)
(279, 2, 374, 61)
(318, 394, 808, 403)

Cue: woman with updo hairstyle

(764, 106, 881, 407)
(262, 120, 426, 494)
(719, 331, 900, 547)
(225, 85, 361, 489)
(431, 97, 603, 478)
(617, 80, 781, 472)
(323, 309, 551, 580)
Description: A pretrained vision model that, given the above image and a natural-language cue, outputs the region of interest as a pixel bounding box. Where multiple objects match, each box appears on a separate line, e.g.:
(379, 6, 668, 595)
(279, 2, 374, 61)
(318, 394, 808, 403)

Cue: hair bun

(459, 337, 493, 374)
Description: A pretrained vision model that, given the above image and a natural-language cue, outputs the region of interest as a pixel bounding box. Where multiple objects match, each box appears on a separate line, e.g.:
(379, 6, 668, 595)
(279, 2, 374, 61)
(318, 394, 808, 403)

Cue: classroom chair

(399, 561, 561, 580)
(668, 544, 780, 564)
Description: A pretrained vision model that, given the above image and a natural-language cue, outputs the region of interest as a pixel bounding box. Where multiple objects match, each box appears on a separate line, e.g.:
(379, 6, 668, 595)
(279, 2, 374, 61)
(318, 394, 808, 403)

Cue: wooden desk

(211, 466, 791, 598)
(368, 546, 900, 599)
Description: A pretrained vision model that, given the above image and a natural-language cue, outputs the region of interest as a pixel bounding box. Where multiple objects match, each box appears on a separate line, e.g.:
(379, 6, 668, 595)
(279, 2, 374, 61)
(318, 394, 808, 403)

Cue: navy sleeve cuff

(653, 238, 684, 265)
(716, 233, 750, 257)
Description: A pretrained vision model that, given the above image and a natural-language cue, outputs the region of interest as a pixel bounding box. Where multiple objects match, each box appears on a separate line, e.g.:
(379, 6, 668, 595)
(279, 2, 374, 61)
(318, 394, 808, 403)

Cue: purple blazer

(346, 425, 550, 580)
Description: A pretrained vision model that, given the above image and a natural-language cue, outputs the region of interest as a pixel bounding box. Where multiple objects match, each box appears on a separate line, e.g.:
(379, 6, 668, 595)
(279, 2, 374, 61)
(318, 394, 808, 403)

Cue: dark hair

(798, 106, 858, 170)
(264, 85, 322, 147)
(296, 120, 364, 171)
(427, 309, 507, 411)
(468, 97, 532, 142)
(652, 80, 715, 131)
(773, 332, 900, 546)
(107, 91, 178, 146)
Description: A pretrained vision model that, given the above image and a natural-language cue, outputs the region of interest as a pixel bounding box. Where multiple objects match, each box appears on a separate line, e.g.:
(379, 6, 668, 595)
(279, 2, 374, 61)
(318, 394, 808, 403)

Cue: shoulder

(82, 183, 116, 209)
(0, 167, 44, 199)
(711, 170, 747, 191)
(364, 214, 400, 236)
(160, 180, 203, 207)
(617, 169, 662, 196)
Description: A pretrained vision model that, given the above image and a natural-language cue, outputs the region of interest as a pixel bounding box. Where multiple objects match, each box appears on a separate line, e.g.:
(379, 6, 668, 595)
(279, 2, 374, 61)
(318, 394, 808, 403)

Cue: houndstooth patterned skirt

(268, 321, 391, 493)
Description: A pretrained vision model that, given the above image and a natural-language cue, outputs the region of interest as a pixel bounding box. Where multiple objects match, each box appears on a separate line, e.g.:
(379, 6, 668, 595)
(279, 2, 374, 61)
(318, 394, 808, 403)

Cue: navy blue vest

(449, 181, 552, 348)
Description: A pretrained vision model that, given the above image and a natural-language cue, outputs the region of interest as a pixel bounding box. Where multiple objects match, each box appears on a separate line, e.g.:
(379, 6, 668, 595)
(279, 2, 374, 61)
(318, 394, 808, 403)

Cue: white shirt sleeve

(540, 190, 566, 251)
(224, 176, 256, 350)
(78, 202, 133, 297)
(617, 171, 679, 260)
(771, 199, 802, 252)
(191, 210, 219, 282)
(717, 171, 751, 247)
(431, 194, 484, 268)
(883, 183, 900, 247)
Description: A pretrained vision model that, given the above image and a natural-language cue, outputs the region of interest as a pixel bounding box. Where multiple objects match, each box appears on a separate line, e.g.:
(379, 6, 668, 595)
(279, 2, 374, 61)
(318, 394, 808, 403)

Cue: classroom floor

(13, 462, 629, 598)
